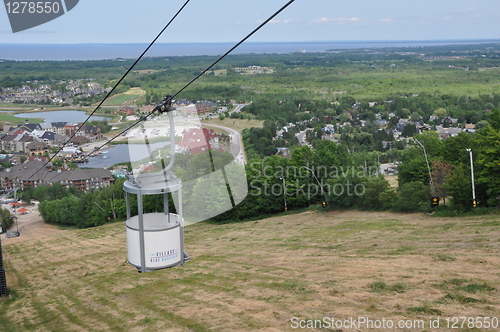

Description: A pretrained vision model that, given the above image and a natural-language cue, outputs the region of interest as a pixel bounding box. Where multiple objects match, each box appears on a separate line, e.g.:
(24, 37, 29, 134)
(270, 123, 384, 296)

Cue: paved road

(204, 103, 249, 120)
(231, 103, 249, 113)
(296, 128, 312, 146)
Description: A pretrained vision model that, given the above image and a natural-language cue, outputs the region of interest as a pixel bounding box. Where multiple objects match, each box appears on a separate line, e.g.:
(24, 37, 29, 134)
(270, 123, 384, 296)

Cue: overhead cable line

(167, 0, 296, 101)
(26, 0, 192, 181)
(78, 0, 296, 158)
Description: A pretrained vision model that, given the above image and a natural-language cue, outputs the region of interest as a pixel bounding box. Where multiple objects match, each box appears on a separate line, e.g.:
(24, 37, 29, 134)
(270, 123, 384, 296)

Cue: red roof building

(177, 127, 219, 154)
(11, 129, 25, 136)
(119, 106, 135, 115)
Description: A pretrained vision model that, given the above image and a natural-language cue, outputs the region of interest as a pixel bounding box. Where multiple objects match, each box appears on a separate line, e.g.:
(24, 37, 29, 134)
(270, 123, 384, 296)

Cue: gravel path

(1, 202, 63, 244)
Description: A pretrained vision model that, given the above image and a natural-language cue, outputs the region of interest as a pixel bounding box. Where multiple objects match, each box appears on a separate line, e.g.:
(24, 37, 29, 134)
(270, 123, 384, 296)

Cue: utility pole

(466, 148, 476, 208)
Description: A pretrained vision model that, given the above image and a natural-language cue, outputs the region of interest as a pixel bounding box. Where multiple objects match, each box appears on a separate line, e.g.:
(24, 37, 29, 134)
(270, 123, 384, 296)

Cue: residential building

(0, 134, 34, 153)
(39, 122, 53, 132)
(27, 141, 50, 156)
(119, 106, 135, 115)
(0, 161, 114, 192)
(195, 102, 215, 115)
(64, 123, 78, 137)
(77, 123, 102, 141)
(51, 122, 67, 135)
(436, 126, 462, 139)
(53, 168, 114, 192)
(140, 105, 155, 114)
(0, 135, 16, 153)
(173, 99, 192, 108)
(71, 136, 89, 145)
(16, 123, 40, 133)
(176, 127, 219, 154)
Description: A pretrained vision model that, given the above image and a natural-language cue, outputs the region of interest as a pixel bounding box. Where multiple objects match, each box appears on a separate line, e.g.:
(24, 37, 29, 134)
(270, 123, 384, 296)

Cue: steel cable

(26, 0, 192, 181)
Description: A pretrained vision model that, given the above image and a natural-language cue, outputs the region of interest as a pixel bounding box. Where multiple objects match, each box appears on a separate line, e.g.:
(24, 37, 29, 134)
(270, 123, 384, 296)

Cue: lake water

(14, 110, 110, 123)
(8, 109, 165, 169)
(1, 40, 499, 61)
(79, 141, 170, 169)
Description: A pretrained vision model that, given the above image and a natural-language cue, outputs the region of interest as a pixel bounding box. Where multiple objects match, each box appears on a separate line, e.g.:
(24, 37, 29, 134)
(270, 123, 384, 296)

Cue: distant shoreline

(1, 39, 499, 61)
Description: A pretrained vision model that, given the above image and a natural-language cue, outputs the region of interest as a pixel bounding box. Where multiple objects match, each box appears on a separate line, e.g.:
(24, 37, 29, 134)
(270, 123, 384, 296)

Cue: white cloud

(313, 17, 330, 23)
(312, 17, 360, 24)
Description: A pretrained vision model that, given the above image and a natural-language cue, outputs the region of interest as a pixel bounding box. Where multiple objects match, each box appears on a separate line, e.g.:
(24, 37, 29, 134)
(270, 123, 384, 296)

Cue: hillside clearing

(1, 210, 499, 331)
(202, 118, 264, 133)
(102, 87, 145, 106)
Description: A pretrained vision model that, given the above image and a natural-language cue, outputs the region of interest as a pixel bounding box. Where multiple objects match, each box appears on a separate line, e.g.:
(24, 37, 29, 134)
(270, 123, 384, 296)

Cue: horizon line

(1, 38, 500, 46)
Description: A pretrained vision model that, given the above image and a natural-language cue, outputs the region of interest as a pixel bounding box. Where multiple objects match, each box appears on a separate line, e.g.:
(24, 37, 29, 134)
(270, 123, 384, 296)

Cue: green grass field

(1, 209, 499, 331)
(0, 113, 43, 124)
(102, 88, 145, 106)
(202, 118, 264, 133)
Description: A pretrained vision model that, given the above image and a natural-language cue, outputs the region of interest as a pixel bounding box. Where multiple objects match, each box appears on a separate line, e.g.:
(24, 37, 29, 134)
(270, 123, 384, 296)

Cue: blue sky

(1, 0, 500, 44)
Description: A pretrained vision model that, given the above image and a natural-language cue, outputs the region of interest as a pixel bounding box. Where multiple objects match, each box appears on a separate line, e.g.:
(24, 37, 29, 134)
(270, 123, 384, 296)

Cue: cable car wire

(77, 0, 296, 160)
(168, 0, 296, 102)
(24, 0, 296, 189)
(26, 0, 192, 181)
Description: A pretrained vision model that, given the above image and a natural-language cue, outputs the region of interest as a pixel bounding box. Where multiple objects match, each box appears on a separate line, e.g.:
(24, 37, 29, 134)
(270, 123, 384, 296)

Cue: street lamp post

(466, 148, 476, 208)
(413, 138, 435, 196)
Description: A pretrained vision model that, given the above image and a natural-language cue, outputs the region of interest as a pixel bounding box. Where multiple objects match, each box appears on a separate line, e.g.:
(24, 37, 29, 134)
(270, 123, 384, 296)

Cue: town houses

(172, 100, 217, 117)
(0, 79, 111, 106)
(0, 160, 114, 193)
(0, 121, 103, 155)
(0, 119, 113, 193)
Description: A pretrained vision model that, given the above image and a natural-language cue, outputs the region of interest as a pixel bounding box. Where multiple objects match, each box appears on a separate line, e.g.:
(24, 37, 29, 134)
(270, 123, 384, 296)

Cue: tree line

(30, 107, 500, 228)
(397, 109, 500, 212)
